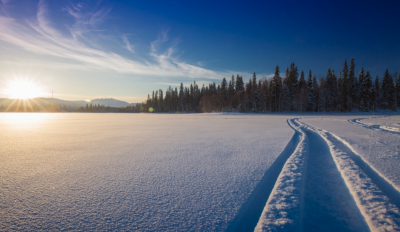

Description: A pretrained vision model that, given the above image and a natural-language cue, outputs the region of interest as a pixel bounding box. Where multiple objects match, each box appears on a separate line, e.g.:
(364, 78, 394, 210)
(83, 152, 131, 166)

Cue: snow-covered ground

(352, 115, 400, 133)
(0, 113, 294, 231)
(1, 113, 399, 231)
(302, 116, 400, 190)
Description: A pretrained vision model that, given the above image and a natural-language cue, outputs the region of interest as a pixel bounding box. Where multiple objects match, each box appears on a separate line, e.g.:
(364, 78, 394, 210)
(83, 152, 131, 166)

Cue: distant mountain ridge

(0, 98, 139, 108)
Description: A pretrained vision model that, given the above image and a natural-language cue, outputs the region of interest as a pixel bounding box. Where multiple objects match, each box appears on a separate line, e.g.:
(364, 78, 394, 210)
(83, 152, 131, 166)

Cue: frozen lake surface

(2, 113, 400, 231)
(0, 113, 294, 231)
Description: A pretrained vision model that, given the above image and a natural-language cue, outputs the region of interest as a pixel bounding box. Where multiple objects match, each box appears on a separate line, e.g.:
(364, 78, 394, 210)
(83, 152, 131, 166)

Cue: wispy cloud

(122, 35, 134, 53)
(0, 1, 270, 81)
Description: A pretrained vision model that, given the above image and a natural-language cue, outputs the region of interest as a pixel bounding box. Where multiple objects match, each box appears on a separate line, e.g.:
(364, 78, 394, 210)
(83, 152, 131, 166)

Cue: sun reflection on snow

(0, 113, 53, 127)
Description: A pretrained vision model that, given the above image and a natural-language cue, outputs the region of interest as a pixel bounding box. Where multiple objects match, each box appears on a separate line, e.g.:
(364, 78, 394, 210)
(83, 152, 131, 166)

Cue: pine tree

(271, 65, 282, 112)
(373, 77, 380, 111)
(159, 89, 164, 112)
(221, 77, 228, 109)
(357, 67, 365, 111)
(298, 70, 307, 112)
(261, 79, 268, 112)
(359, 69, 373, 112)
(280, 83, 290, 112)
(325, 68, 338, 111)
(312, 75, 319, 112)
(287, 63, 299, 111)
(337, 72, 343, 111)
(381, 69, 396, 111)
(341, 59, 349, 112)
(348, 58, 359, 110)
(306, 70, 314, 111)
(318, 77, 326, 112)
(252, 72, 259, 112)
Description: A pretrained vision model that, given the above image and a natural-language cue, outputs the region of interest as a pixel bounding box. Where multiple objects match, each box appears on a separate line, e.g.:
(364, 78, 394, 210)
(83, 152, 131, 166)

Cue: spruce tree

(341, 59, 349, 112)
(271, 65, 282, 112)
(306, 70, 314, 112)
(381, 69, 396, 111)
(298, 70, 307, 111)
(359, 69, 373, 112)
(348, 58, 359, 110)
(373, 76, 380, 111)
(179, 83, 184, 111)
(280, 83, 290, 112)
(252, 72, 259, 112)
(337, 72, 343, 111)
(221, 77, 228, 109)
(318, 77, 326, 112)
(287, 63, 299, 111)
(312, 75, 319, 112)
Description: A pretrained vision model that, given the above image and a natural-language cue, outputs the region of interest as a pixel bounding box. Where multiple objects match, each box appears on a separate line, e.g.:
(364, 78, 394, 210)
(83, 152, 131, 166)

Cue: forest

(142, 58, 400, 113)
(0, 101, 142, 113)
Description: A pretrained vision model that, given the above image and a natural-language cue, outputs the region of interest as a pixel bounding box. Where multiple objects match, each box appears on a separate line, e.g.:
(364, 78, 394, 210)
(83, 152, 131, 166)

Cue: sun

(5, 79, 43, 99)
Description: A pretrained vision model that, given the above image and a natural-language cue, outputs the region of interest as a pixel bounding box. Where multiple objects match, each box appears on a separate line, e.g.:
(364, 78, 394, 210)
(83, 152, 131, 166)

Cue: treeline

(0, 102, 142, 113)
(76, 103, 142, 113)
(143, 58, 400, 113)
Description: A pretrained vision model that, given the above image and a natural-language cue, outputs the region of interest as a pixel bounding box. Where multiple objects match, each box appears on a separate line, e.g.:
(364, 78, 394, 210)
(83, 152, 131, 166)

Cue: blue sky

(0, 0, 399, 102)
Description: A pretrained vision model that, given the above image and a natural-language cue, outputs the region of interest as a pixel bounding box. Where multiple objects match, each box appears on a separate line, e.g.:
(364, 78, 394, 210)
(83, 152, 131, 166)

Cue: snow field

(256, 119, 370, 231)
(349, 116, 400, 134)
(296, 119, 400, 231)
(0, 113, 294, 231)
(302, 116, 400, 191)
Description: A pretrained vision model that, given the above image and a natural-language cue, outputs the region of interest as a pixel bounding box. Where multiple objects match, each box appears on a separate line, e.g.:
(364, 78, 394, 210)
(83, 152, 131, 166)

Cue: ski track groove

(296, 119, 400, 232)
(348, 117, 400, 135)
(226, 123, 301, 232)
(255, 118, 400, 232)
(254, 120, 307, 232)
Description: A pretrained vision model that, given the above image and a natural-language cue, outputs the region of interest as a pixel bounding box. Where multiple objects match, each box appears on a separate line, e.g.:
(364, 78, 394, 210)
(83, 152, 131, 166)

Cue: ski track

(254, 120, 307, 232)
(255, 118, 400, 232)
(227, 123, 301, 232)
(296, 119, 400, 232)
(348, 117, 400, 135)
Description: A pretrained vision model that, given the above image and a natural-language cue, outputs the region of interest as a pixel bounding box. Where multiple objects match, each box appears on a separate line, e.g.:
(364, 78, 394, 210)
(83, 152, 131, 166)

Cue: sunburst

(4, 79, 43, 99)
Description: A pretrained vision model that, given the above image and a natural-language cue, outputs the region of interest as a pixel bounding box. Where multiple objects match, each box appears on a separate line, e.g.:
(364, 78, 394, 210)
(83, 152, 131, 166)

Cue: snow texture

(0, 113, 294, 231)
(302, 116, 400, 192)
(254, 120, 306, 231)
(256, 119, 371, 232)
(297, 119, 400, 232)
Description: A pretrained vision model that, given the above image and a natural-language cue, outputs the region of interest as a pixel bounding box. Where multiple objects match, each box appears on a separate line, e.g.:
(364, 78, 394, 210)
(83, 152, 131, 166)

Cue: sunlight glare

(5, 79, 43, 99)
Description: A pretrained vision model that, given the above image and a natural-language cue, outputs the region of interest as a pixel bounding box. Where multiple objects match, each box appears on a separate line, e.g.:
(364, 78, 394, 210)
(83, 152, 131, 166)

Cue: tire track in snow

(296, 119, 400, 232)
(255, 119, 374, 231)
(348, 117, 400, 135)
(300, 123, 368, 231)
(252, 120, 307, 232)
(227, 120, 301, 232)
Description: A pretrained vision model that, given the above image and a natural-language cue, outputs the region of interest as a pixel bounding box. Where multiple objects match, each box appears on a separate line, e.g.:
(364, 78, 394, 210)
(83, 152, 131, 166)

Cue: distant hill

(91, 98, 131, 107)
(0, 98, 139, 108)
